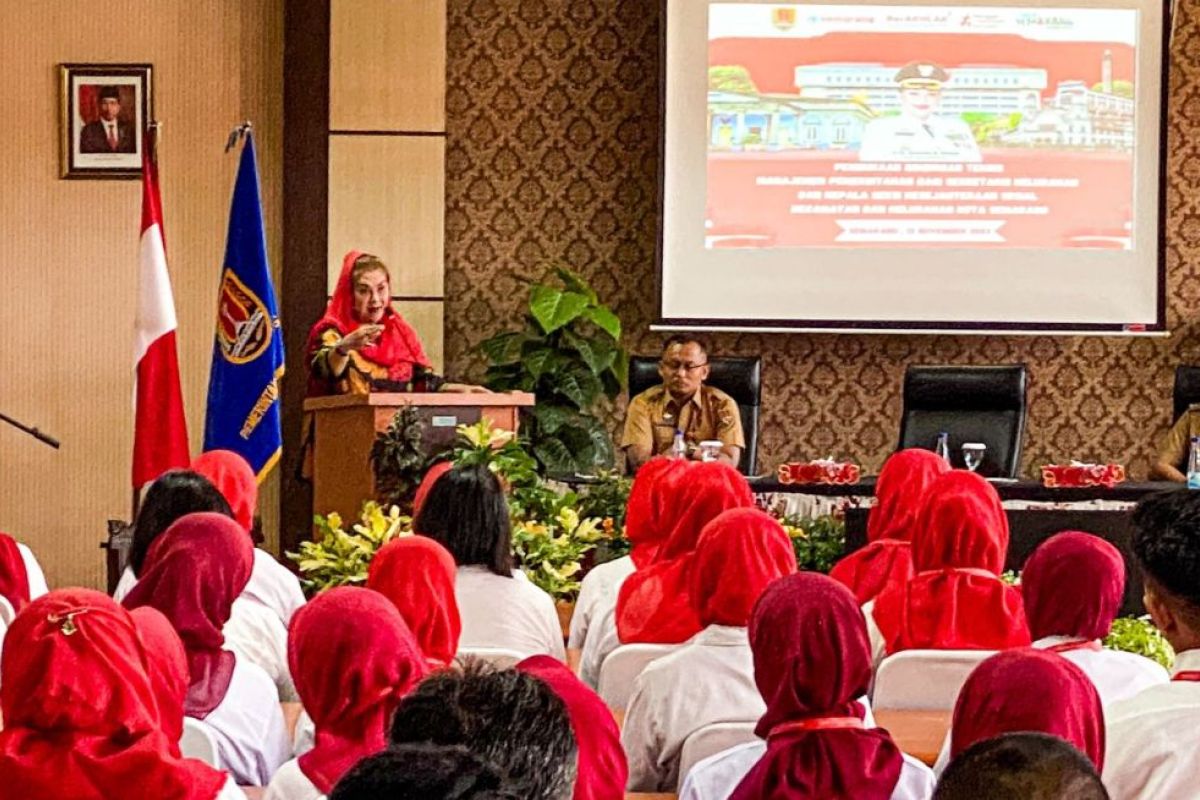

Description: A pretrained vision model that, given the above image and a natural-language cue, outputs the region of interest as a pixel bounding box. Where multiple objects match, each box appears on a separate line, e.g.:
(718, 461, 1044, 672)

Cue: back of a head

(935, 732, 1109, 800)
(414, 465, 513, 576)
(389, 661, 577, 800)
(330, 744, 519, 800)
(130, 470, 233, 575)
(1133, 489, 1200, 625)
(912, 470, 1007, 573)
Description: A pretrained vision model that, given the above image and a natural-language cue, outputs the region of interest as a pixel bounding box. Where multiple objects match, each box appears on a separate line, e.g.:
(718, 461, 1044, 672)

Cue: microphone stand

(0, 411, 60, 449)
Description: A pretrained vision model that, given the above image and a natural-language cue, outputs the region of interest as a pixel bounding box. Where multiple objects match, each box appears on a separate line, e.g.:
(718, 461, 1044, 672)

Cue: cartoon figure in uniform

(858, 61, 981, 163)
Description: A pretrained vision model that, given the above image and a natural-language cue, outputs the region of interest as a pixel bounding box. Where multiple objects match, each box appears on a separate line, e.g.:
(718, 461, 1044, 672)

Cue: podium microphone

(0, 411, 60, 449)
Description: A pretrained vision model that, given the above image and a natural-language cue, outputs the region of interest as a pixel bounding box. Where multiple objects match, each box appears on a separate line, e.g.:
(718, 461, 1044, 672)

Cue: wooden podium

(303, 392, 535, 525)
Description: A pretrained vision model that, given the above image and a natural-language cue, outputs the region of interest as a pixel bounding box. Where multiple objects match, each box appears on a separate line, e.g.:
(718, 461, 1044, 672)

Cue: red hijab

(0, 532, 30, 613)
(191, 450, 257, 532)
(367, 535, 462, 668)
(730, 573, 904, 800)
(625, 457, 690, 569)
(872, 470, 1030, 654)
(691, 508, 797, 628)
(0, 590, 229, 800)
(290, 586, 429, 794)
(830, 449, 948, 603)
(305, 250, 430, 394)
(413, 461, 454, 519)
(1022, 531, 1125, 642)
(616, 461, 754, 643)
(950, 648, 1105, 769)
(518, 655, 628, 800)
(123, 513, 254, 718)
(130, 605, 190, 753)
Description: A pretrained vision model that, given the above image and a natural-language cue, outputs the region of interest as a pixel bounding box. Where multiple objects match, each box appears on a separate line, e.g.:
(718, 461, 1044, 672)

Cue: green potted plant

(287, 502, 411, 596)
(369, 403, 428, 512)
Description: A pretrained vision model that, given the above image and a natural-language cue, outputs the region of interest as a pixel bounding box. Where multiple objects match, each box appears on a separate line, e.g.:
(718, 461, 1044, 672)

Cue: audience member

(416, 465, 564, 660)
(123, 513, 290, 786)
(623, 508, 797, 791)
(830, 449, 948, 603)
(1103, 489, 1200, 798)
(1022, 530, 1167, 704)
(412, 460, 453, 518)
(868, 471, 1029, 660)
(389, 660, 577, 800)
(681, 573, 935, 800)
(0, 590, 244, 799)
(518, 655, 628, 800)
(265, 587, 428, 800)
(367, 535, 462, 668)
(0, 530, 48, 614)
(129, 605, 191, 753)
(329, 745, 519, 800)
(935, 733, 1109, 800)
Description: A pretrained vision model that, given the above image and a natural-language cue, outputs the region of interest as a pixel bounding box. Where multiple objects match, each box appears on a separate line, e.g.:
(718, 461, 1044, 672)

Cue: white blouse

(217, 778, 250, 800)
(201, 656, 291, 787)
(455, 566, 565, 661)
(264, 758, 324, 800)
(224, 596, 298, 703)
(1032, 636, 1169, 707)
(567, 554, 634, 650)
(244, 549, 307, 626)
(579, 604, 622, 690)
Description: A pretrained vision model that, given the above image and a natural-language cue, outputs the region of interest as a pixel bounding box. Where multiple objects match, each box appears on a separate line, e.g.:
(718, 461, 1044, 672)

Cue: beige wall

(0, 1, 284, 590)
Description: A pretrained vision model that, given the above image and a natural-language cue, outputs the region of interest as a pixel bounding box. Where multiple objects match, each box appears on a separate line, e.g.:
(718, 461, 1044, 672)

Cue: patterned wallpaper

(445, 0, 1200, 478)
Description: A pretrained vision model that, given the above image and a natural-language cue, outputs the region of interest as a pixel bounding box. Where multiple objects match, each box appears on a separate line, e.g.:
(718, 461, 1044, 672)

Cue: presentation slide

(706, 5, 1137, 250)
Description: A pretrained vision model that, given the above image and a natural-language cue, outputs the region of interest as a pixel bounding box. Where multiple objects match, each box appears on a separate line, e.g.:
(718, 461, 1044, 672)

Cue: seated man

(621, 335, 744, 469)
(1150, 404, 1200, 481)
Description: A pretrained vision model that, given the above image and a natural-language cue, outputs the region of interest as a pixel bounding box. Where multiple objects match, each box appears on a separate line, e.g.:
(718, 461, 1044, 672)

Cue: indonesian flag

(132, 127, 190, 488)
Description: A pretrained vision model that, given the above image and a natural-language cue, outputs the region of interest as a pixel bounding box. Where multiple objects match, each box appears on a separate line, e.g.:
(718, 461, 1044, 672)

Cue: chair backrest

(456, 647, 527, 670)
(0, 595, 14, 627)
(1174, 365, 1200, 421)
(898, 365, 1028, 478)
(872, 649, 996, 712)
(596, 643, 680, 710)
(628, 355, 762, 475)
(180, 717, 222, 767)
(677, 721, 760, 792)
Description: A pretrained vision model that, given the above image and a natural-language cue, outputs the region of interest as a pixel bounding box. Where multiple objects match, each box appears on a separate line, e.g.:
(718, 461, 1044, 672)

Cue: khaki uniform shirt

(1157, 405, 1200, 470)
(621, 384, 744, 456)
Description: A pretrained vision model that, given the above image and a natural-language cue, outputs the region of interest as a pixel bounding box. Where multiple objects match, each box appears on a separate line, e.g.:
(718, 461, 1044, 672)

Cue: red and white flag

(132, 128, 190, 488)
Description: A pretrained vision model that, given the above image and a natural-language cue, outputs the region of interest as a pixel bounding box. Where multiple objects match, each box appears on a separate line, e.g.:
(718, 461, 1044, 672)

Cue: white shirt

(217, 778, 250, 800)
(568, 555, 634, 650)
(858, 113, 981, 163)
(1032, 636, 1169, 707)
(224, 596, 298, 702)
(264, 758, 324, 800)
(1103, 648, 1200, 800)
(622, 625, 763, 792)
(580, 604, 622, 690)
(864, 600, 888, 667)
(201, 655, 291, 787)
(245, 549, 307, 626)
(455, 566, 565, 661)
(679, 740, 935, 800)
(17, 544, 48, 599)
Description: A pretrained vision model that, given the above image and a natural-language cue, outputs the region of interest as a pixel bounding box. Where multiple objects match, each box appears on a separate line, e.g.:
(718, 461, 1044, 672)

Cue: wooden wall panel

(0, 1, 284, 590)
(327, 136, 446, 297)
(329, 0, 447, 132)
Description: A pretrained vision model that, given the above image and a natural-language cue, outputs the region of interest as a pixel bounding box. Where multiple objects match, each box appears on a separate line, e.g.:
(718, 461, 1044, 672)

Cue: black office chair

(628, 355, 761, 475)
(1173, 366, 1200, 422)
(897, 365, 1028, 478)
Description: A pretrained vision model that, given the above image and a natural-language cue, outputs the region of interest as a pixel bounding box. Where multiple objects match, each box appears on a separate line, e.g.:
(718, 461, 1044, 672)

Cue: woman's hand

(335, 324, 384, 353)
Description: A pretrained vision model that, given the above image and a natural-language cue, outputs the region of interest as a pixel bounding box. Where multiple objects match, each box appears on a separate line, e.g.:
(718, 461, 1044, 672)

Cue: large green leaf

(483, 364, 528, 392)
(524, 347, 566, 379)
(533, 436, 579, 474)
(563, 329, 616, 376)
(530, 285, 590, 334)
(554, 364, 604, 410)
(610, 349, 629, 389)
(530, 404, 575, 435)
(479, 331, 528, 365)
(582, 305, 621, 340)
(574, 415, 616, 467)
(554, 267, 599, 303)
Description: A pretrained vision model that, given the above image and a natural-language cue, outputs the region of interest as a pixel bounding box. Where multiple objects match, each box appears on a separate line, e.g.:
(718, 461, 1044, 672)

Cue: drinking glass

(962, 442, 987, 472)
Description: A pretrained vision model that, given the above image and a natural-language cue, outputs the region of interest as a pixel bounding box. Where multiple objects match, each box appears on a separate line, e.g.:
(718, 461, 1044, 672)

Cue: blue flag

(203, 132, 284, 478)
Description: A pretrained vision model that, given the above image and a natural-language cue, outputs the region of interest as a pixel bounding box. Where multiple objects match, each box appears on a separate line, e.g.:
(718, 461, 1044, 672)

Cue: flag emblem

(772, 7, 796, 30)
(216, 268, 273, 364)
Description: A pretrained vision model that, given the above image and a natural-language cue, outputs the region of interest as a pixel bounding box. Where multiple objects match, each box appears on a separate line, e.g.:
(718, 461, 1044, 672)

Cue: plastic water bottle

(1188, 437, 1200, 489)
(935, 431, 951, 465)
(671, 429, 687, 460)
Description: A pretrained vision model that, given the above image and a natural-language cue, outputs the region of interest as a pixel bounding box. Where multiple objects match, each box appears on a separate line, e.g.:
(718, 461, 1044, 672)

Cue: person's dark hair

(130, 470, 233, 575)
(935, 733, 1108, 800)
(414, 465, 513, 576)
(350, 253, 391, 284)
(330, 744, 520, 800)
(389, 661, 577, 800)
(1132, 489, 1200, 610)
(662, 334, 708, 358)
(98, 85, 121, 101)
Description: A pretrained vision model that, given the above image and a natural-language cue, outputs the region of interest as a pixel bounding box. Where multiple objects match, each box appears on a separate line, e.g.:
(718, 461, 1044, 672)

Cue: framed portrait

(59, 63, 153, 179)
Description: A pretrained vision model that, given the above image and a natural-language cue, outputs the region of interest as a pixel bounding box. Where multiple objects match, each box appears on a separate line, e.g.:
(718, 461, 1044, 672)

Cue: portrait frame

(59, 63, 153, 180)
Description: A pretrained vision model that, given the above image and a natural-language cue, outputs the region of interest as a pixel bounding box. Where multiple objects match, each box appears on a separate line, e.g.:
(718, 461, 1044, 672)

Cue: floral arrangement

(780, 513, 847, 574)
(512, 506, 608, 601)
(288, 502, 411, 595)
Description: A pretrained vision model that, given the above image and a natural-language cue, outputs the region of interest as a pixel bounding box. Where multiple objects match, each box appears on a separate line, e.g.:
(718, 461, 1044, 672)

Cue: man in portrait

(79, 86, 135, 154)
(858, 62, 981, 163)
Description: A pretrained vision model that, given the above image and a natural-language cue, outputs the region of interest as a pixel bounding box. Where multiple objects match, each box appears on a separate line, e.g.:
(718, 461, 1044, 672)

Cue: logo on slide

(216, 268, 273, 364)
(772, 7, 796, 30)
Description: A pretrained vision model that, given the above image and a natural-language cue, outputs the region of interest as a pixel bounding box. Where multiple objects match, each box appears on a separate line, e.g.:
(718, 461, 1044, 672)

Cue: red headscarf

(730, 573, 904, 800)
(290, 586, 429, 794)
(0, 590, 229, 800)
(130, 605, 190, 753)
(367, 535, 462, 668)
(624, 457, 690, 569)
(950, 648, 1105, 769)
(0, 532, 30, 613)
(123, 513, 254, 718)
(305, 250, 430, 395)
(191, 450, 257, 532)
(830, 449, 948, 603)
(616, 461, 754, 643)
(518, 655, 628, 800)
(1022, 531, 1125, 642)
(691, 508, 797, 627)
(872, 471, 1030, 654)
(413, 461, 454, 519)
